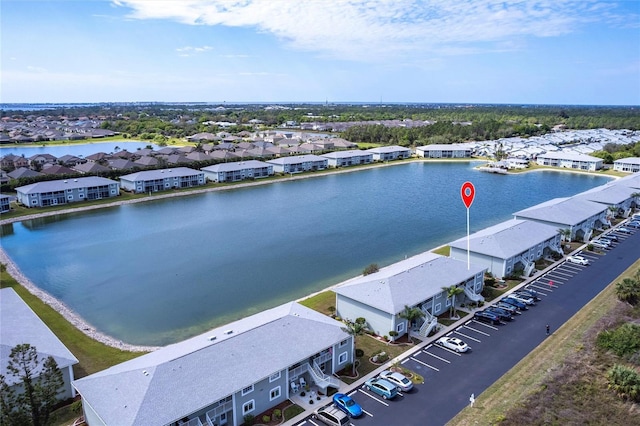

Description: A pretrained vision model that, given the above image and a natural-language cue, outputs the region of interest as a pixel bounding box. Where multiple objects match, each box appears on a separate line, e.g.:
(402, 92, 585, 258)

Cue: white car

(509, 293, 535, 305)
(617, 227, 632, 234)
(436, 336, 469, 353)
(379, 370, 413, 392)
(591, 240, 610, 249)
(567, 255, 589, 265)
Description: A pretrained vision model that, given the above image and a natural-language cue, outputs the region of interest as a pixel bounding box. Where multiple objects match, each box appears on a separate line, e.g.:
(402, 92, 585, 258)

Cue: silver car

(379, 370, 414, 392)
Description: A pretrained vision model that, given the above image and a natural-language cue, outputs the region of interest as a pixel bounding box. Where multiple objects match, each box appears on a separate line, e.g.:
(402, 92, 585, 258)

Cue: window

(270, 386, 281, 401)
(339, 339, 348, 348)
(338, 352, 348, 364)
(396, 322, 404, 332)
(446, 298, 451, 307)
(269, 372, 281, 382)
(242, 400, 254, 414)
(241, 385, 254, 396)
(435, 303, 442, 313)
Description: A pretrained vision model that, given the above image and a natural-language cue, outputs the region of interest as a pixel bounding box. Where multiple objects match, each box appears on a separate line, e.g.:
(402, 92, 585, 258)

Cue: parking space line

(358, 389, 389, 406)
(410, 356, 441, 370)
(465, 323, 492, 334)
(471, 321, 499, 331)
(347, 390, 358, 397)
(422, 350, 452, 363)
(362, 409, 373, 417)
(453, 330, 481, 342)
(527, 287, 548, 296)
(549, 269, 575, 277)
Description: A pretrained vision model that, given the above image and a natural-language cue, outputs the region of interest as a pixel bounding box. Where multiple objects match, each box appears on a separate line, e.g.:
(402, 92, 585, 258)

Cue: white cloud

(112, 0, 632, 62)
(176, 45, 213, 56)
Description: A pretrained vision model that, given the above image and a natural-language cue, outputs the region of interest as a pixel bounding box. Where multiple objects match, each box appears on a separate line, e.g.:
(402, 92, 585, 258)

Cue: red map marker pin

(461, 181, 475, 209)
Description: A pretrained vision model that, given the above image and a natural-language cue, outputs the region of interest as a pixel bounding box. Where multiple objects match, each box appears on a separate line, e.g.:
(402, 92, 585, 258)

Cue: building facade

(16, 177, 120, 208)
(120, 167, 205, 193)
(201, 160, 274, 183)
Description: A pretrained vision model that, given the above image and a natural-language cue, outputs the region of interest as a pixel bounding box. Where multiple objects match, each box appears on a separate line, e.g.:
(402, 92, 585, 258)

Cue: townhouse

(1, 288, 79, 401)
(321, 150, 373, 167)
(120, 167, 205, 193)
(267, 155, 328, 174)
(613, 157, 640, 173)
(535, 152, 603, 171)
(0, 194, 10, 213)
(16, 176, 120, 208)
(73, 302, 352, 426)
(334, 252, 486, 341)
(415, 144, 472, 158)
(366, 145, 411, 161)
(449, 219, 562, 279)
(201, 160, 274, 183)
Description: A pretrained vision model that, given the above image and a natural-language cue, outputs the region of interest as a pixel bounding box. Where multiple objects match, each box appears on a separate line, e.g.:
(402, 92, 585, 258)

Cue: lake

(0, 162, 611, 345)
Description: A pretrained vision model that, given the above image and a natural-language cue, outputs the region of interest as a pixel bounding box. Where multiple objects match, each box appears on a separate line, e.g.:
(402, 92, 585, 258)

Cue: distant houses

(613, 157, 640, 173)
(535, 152, 603, 171)
(366, 145, 411, 162)
(16, 176, 120, 208)
(201, 160, 274, 183)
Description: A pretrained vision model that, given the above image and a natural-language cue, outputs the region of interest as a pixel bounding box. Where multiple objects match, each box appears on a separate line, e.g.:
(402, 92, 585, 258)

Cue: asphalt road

(296, 225, 640, 426)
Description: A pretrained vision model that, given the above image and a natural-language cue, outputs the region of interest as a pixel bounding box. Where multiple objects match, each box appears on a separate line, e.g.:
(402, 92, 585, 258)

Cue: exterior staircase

(463, 286, 484, 303)
(418, 307, 439, 337)
(522, 259, 536, 277)
(306, 356, 340, 392)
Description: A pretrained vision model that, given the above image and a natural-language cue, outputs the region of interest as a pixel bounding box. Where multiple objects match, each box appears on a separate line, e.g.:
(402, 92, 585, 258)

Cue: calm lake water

(0, 141, 159, 158)
(0, 162, 611, 345)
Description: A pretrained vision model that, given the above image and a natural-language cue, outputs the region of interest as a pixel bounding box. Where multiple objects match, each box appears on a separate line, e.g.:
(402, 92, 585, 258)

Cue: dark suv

(485, 306, 514, 321)
(473, 310, 501, 325)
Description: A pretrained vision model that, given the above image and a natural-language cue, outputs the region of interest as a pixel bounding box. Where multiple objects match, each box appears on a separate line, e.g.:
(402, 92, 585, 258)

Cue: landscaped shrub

(363, 263, 379, 276)
(262, 415, 270, 423)
(596, 323, 640, 364)
(355, 348, 364, 358)
(272, 409, 281, 420)
(607, 364, 640, 402)
(243, 414, 254, 425)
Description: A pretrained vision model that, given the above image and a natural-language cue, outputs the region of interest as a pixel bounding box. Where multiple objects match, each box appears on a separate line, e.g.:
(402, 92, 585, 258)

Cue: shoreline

(0, 160, 618, 351)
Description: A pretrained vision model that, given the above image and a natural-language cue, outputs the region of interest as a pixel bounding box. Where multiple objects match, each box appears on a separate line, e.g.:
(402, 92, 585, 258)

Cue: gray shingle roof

(120, 167, 202, 181)
(201, 160, 271, 173)
(449, 219, 559, 259)
(334, 252, 485, 314)
(1, 288, 78, 386)
(73, 302, 348, 426)
(513, 197, 607, 226)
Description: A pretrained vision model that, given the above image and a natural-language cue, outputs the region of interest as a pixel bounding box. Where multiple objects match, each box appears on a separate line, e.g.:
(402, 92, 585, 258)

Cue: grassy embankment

(0, 268, 142, 378)
(449, 258, 640, 426)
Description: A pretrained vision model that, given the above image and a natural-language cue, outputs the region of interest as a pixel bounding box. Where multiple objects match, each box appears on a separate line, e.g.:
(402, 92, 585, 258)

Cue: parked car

(332, 393, 363, 418)
(379, 370, 413, 392)
(602, 233, 618, 242)
(517, 288, 541, 301)
(313, 405, 350, 426)
(502, 297, 528, 310)
(627, 221, 640, 228)
(436, 336, 469, 352)
(567, 255, 589, 265)
(617, 227, 632, 234)
(485, 306, 514, 321)
(591, 240, 610, 250)
(364, 377, 399, 400)
(473, 310, 501, 325)
(509, 293, 535, 305)
(496, 301, 521, 315)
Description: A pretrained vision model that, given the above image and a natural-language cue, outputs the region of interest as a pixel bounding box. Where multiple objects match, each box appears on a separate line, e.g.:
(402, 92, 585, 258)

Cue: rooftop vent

(224, 330, 233, 335)
(208, 336, 216, 341)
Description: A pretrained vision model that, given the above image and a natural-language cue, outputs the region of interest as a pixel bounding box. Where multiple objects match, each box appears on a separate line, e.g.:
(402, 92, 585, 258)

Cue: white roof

(201, 160, 272, 172)
(334, 252, 485, 315)
(416, 144, 471, 151)
(321, 150, 372, 159)
(614, 157, 640, 166)
(120, 167, 202, 181)
(449, 219, 559, 259)
(16, 176, 118, 194)
(267, 154, 327, 165)
(366, 145, 411, 154)
(73, 302, 348, 426)
(537, 152, 602, 162)
(514, 197, 607, 226)
(1, 288, 78, 385)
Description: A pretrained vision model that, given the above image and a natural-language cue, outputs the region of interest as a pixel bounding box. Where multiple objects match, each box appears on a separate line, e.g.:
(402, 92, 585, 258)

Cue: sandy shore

(0, 160, 617, 351)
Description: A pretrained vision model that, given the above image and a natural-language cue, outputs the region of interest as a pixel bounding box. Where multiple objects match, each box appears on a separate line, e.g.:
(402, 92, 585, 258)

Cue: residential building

(73, 302, 352, 426)
(449, 219, 562, 279)
(366, 145, 411, 161)
(513, 196, 609, 242)
(334, 252, 486, 341)
(0, 194, 10, 213)
(201, 160, 274, 183)
(535, 152, 603, 171)
(120, 167, 205, 193)
(613, 157, 640, 173)
(573, 181, 638, 218)
(1, 288, 79, 401)
(16, 177, 120, 208)
(267, 155, 328, 174)
(415, 144, 472, 158)
(321, 150, 373, 167)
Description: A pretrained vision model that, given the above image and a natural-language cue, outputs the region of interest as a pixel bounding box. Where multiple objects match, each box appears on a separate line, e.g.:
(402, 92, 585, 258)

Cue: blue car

(502, 297, 528, 310)
(333, 393, 363, 418)
(364, 377, 399, 399)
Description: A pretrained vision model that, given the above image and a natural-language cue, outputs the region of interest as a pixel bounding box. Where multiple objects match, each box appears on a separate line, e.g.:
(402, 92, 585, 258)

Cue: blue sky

(2, 0, 639, 105)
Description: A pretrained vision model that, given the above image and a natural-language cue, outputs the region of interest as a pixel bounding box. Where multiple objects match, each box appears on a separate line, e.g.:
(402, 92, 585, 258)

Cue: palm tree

(607, 205, 618, 219)
(631, 192, 640, 208)
(558, 228, 571, 243)
(442, 285, 465, 319)
(398, 305, 425, 338)
(615, 278, 639, 305)
(341, 318, 368, 376)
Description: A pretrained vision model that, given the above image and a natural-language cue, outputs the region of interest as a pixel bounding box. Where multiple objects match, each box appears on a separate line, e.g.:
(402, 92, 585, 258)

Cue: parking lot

(292, 221, 640, 426)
